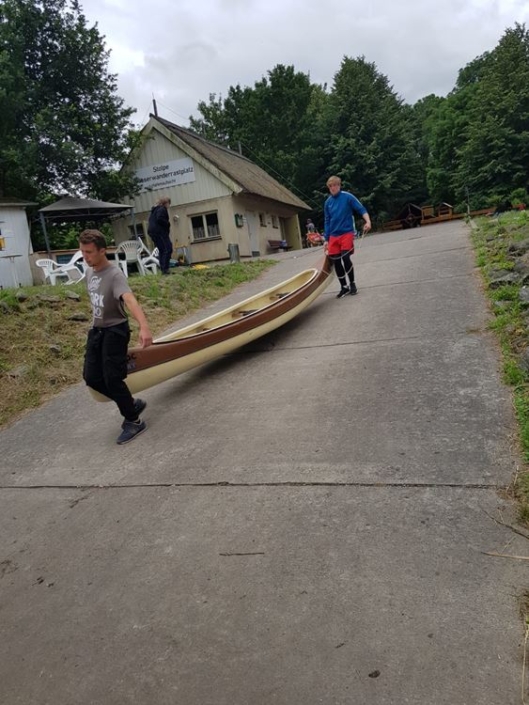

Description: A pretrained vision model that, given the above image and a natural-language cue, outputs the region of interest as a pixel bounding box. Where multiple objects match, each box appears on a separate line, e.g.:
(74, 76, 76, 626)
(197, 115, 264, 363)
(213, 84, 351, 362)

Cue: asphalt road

(0, 222, 527, 704)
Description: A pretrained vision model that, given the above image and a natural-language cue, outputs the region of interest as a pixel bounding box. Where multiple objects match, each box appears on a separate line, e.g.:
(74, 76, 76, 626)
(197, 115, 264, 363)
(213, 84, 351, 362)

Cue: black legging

(330, 250, 355, 288)
(83, 323, 137, 421)
(152, 233, 173, 273)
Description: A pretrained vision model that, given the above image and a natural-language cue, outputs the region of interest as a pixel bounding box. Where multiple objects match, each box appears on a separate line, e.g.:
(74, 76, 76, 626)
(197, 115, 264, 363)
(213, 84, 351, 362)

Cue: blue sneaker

(117, 419, 146, 445)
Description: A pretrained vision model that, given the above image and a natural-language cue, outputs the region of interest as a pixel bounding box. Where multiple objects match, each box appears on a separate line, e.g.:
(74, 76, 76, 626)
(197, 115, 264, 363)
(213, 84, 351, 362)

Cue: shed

(113, 115, 310, 260)
(0, 198, 37, 288)
(437, 202, 453, 218)
(421, 205, 435, 220)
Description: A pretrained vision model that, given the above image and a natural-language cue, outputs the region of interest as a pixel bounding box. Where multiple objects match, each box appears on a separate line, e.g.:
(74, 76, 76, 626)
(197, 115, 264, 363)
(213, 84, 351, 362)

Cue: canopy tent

(38, 196, 134, 254)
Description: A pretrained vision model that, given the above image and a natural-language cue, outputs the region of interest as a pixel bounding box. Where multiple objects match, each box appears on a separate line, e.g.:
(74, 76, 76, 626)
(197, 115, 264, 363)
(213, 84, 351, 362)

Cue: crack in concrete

(0, 481, 504, 490)
(239, 329, 483, 354)
(350, 273, 472, 289)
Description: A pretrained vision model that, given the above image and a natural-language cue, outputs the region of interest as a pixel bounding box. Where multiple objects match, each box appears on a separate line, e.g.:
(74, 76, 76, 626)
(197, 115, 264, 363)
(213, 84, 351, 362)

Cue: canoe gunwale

(90, 256, 331, 400)
(125, 257, 331, 377)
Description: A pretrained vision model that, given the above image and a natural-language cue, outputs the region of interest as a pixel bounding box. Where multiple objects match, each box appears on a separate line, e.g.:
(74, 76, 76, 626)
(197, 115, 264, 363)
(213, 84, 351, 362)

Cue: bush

(509, 188, 529, 207)
(454, 201, 468, 214)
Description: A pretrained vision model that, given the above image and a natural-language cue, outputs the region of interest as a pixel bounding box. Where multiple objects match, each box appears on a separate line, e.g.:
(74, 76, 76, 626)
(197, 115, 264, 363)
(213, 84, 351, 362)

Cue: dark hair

(79, 229, 107, 249)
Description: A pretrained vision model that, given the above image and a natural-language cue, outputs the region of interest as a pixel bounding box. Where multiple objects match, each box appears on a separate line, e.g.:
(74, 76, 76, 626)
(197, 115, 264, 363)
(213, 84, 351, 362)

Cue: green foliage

(426, 24, 529, 209)
(323, 57, 426, 216)
(470, 212, 529, 517)
(504, 358, 526, 386)
(190, 28, 529, 223)
(510, 188, 529, 205)
(0, 0, 137, 202)
(190, 57, 428, 223)
(190, 65, 318, 208)
(489, 284, 518, 301)
(171, 24, 529, 224)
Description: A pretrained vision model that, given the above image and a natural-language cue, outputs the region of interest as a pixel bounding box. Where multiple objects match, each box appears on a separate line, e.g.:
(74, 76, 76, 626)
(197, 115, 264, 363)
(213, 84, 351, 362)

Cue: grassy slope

(0, 261, 275, 428)
(470, 210, 529, 523)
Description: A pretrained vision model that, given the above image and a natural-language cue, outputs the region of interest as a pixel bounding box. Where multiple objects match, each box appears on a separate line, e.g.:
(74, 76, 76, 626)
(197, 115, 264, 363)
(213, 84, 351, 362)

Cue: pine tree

(323, 56, 425, 219)
(455, 24, 529, 203)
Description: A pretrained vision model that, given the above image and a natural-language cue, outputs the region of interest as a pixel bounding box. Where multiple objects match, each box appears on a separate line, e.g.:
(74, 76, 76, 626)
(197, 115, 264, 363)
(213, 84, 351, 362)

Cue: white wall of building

(0, 207, 34, 288)
(110, 124, 304, 261)
(127, 131, 232, 216)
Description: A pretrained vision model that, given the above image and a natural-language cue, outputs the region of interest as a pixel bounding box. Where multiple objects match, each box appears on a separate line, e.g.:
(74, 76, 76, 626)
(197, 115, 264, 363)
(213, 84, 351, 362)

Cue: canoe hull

(90, 258, 331, 401)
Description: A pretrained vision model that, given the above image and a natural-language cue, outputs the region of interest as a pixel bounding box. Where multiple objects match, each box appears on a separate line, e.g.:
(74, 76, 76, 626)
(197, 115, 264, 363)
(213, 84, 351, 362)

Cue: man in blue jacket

(148, 197, 173, 275)
(324, 176, 371, 297)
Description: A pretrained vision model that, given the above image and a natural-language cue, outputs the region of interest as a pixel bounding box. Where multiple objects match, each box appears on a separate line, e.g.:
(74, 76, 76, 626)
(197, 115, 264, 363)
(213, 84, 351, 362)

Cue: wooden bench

(268, 239, 292, 252)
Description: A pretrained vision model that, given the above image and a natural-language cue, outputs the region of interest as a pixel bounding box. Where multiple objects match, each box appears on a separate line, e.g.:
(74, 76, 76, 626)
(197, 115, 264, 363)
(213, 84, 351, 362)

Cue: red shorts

(327, 232, 354, 256)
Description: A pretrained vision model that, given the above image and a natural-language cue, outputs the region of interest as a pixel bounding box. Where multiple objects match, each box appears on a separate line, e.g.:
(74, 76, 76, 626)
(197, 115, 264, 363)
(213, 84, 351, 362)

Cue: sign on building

(135, 158, 196, 193)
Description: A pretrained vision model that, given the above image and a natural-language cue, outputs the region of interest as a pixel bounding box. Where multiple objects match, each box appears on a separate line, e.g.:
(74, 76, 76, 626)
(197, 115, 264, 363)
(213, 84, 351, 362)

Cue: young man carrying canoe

(79, 230, 153, 445)
(323, 175, 371, 297)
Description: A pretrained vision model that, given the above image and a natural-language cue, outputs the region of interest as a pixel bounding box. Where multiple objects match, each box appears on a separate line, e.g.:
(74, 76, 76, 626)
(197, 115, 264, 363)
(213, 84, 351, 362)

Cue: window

(259, 212, 266, 227)
(190, 212, 220, 241)
(128, 223, 145, 238)
(271, 215, 279, 229)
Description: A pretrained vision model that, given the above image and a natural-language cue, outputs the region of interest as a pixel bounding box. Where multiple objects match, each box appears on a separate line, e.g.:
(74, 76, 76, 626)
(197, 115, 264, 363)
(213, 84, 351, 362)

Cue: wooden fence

(379, 208, 494, 233)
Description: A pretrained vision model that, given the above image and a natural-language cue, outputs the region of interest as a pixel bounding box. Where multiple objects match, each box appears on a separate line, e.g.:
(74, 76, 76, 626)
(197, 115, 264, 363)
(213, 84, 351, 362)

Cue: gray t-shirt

(86, 263, 132, 327)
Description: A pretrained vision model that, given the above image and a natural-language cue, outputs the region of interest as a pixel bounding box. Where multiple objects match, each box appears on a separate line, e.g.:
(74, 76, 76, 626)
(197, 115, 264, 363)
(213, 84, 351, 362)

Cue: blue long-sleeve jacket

(148, 205, 170, 238)
(324, 191, 367, 240)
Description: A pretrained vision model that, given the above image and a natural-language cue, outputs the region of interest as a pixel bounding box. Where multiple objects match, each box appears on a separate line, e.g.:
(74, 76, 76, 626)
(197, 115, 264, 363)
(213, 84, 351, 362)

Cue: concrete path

(1, 223, 527, 704)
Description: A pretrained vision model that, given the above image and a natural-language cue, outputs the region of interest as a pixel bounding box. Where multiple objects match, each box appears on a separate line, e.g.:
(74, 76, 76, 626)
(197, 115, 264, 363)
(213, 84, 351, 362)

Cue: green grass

(471, 211, 529, 522)
(0, 260, 275, 428)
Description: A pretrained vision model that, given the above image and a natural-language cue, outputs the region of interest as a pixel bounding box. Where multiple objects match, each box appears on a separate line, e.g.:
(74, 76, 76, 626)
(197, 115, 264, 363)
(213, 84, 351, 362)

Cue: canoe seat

(232, 309, 258, 318)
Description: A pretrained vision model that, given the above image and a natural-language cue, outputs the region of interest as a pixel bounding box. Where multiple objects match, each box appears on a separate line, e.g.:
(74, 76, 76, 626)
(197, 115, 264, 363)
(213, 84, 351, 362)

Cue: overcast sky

(81, 0, 529, 128)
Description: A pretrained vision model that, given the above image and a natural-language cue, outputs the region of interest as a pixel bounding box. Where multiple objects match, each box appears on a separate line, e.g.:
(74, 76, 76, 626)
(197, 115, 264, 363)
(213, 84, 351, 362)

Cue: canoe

(90, 256, 332, 400)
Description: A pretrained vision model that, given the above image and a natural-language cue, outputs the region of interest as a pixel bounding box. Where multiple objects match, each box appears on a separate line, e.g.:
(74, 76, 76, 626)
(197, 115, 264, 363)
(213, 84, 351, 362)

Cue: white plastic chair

(61, 250, 86, 285)
(63, 265, 86, 285)
(35, 259, 69, 285)
(117, 240, 145, 276)
(137, 237, 152, 257)
(60, 250, 84, 269)
(140, 247, 160, 274)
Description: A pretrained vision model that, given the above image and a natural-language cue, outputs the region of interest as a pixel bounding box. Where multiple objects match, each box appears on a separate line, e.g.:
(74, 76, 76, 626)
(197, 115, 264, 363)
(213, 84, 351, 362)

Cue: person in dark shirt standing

(324, 175, 371, 298)
(80, 229, 153, 445)
(148, 197, 173, 275)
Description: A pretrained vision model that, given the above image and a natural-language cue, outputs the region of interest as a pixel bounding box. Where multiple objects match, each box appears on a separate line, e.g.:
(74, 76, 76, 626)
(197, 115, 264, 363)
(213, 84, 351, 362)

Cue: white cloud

(80, 0, 529, 125)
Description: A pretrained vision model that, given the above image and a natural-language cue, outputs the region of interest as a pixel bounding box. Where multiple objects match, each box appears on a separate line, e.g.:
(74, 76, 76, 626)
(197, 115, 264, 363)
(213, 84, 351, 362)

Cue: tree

(323, 56, 425, 219)
(454, 24, 529, 204)
(409, 94, 444, 202)
(0, 0, 136, 201)
(425, 92, 470, 205)
(424, 25, 529, 209)
(190, 65, 320, 207)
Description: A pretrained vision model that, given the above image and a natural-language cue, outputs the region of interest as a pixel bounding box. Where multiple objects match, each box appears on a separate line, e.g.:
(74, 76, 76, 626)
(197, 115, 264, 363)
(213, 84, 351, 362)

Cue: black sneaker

(336, 287, 350, 299)
(116, 419, 146, 445)
(349, 283, 358, 295)
(133, 398, 147, 416)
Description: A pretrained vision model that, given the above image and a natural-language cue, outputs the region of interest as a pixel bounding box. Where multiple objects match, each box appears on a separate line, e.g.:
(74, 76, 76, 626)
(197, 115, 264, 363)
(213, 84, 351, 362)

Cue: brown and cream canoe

(90, 256, 332, 400)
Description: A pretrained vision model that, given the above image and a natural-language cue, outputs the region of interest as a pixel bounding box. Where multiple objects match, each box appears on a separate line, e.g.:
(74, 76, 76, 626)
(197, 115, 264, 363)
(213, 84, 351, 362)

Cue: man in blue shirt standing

(324, 175, 371, 297)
